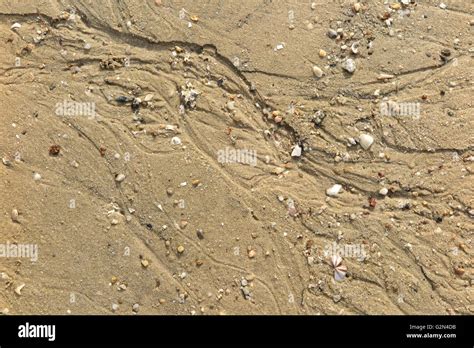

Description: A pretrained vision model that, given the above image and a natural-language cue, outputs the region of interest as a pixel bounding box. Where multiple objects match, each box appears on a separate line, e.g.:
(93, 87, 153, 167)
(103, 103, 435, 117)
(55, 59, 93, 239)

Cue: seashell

(11, 209, 19, 223)
(15, 283, 25, 296)
(291, 144, 302, 157)
(351, 42, 360, 54)
(11, 23, 21, 30)
(334, 264, 347, 281)
(331, 254, 342, 268)
(359, 133, 374, 150)
(331, 255, 347, 281)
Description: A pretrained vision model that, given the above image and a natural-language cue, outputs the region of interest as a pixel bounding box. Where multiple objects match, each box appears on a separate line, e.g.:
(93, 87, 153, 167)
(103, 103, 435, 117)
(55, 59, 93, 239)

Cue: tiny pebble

(115, 173, 126, 182)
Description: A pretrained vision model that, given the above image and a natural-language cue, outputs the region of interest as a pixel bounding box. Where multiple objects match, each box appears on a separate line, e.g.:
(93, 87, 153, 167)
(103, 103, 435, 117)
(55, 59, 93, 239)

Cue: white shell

(326, 184, 342, 197)
(11, 23, 21, 30)
(11, 209, 19, 223)
(359, 134, 374, 150)
(291, 144, 302, 157)
(351, 42, 359, 54)
(379, 187, 388, 196)
(171, 136, 182, 145)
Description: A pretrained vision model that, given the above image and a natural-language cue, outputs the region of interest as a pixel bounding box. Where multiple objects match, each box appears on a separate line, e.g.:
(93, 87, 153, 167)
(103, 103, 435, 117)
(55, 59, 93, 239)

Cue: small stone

(33, 173, 41, 181)
(141, 259, 149, 268)
(177, 245, 185, 254)
(166, 187, 174, 196)
(179, 220, 188, 229)
(2, 157, 12, 166)
(132, 303, 140, 312)
(390, 3, 401, 10)
(144, 94, 154, 102)
(359, 134, 374, 150)
(111, 303, 119, 312)
(342, 59, 356, 73)
(248, 249, 256, 258)
(226, 101, 236, 111)
(312, 65, 324, 78)
(353, 3, 361, 12)
(327, 29, 338, 39)
(49, 145, 61, 156)
(196, 229, 204, 239)
(84, 43, 91, 50)
(454, 267, 464, 276)
(115, 173, 126, 182)
(11, 209, 19, 223)
(318, 49, 327, 58)
(326, 184, 342, 197)
(192, 179, 201, 187)
(439, 3, 447, 9)
(379, 188, 389, 196)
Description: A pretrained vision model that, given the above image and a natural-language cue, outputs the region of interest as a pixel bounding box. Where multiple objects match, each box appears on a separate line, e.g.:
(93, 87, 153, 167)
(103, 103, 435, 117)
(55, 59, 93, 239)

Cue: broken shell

(15, 283, 25, 296)
(10, 23, 21, 30)
(379, 187, 388, 196)
(33, 172, 42, 181)
(377, 73, 395, 80)
(291, 144, 302, 157)
(351, 42, 360, 54)
(11, 209, 19, 223)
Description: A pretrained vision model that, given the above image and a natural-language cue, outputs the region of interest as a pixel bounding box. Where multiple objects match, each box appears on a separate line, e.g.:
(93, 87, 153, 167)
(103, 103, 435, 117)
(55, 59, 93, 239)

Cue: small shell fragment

(11, 209, 19, 223)
(11, 23, 21, 30)
(15, 283, 25, 296)
(291, 144, 302, 157)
